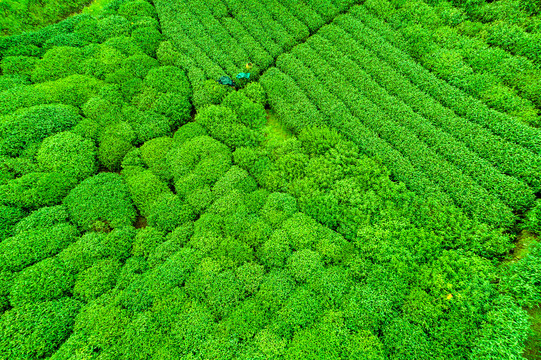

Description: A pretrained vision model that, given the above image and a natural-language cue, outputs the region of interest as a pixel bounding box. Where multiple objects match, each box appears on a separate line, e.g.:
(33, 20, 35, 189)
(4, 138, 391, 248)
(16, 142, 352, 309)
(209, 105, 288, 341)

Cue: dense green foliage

(0, 0, 91, 36)
(1, 0, 540, 358)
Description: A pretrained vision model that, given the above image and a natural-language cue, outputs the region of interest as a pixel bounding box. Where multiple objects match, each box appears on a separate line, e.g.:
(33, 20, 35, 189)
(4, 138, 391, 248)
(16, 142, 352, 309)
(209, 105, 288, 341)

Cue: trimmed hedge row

(260, 68, 455, 209)
(331, 12, 541, 192)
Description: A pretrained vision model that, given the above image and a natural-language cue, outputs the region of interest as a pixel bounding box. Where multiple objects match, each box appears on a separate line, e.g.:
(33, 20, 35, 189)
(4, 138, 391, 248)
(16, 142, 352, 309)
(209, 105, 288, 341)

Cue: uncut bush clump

(1, 0, 541, 359)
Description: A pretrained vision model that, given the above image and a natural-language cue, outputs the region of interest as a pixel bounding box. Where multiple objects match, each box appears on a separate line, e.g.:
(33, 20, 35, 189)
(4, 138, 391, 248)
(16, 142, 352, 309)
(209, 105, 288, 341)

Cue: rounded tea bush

(63, 173, 137, 231)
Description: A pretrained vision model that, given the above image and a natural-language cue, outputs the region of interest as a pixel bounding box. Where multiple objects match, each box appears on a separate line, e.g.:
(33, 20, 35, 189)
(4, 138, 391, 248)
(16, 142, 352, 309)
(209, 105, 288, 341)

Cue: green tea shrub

(168, 135, 231, 211)
(122, 54, 160, 79)
(140, 136, 173, 181)
(0, 172, 75, 209)
(63, 173, 136, 231)
(0, 104, 81, 157)
(212, 166, 258, 197)
(13, 205, 70, 234)
(0, 223, 78, 272)
(36, 132, 97, 181)
(261, 192, 298, 228)
(132, 26, 163, 57)
(0, 298, 81, 359)
(132, 227, 166, 258)
(526, 200, 541, 234)
(97, 15, 131, 39)
(1, 56, 38, 77)
(147, 193, 196, 233)
(172, 122, 208, 146)
(33, 74, 103, 107)
(144, 66, 191, 97)
(0, 206, 24, 242)
(32, 46, 85, 83)
(73, 259, 122, 301)
(196, 105, 263, 148)
(124, 169, 171, 216)
(104, 36, 143, 57)
(119, 0, 158, 20)
(9, 257, 74, 307)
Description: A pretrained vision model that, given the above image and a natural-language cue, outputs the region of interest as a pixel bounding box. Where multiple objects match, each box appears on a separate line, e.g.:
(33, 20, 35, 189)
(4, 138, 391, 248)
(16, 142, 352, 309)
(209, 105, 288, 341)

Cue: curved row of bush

(342, 7, 541, 155)
(377, 0, 541, 111)
(319, 23, 541, 193)
(296, 34, 535, 211)
(360, 0, 540, 126)
(332, 12, 541, 193)
(454, 3, 541, 65)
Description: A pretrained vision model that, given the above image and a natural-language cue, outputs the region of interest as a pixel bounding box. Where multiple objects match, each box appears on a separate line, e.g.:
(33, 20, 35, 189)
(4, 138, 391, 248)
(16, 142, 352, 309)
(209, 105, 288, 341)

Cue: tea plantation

(0, 0, 540, 358)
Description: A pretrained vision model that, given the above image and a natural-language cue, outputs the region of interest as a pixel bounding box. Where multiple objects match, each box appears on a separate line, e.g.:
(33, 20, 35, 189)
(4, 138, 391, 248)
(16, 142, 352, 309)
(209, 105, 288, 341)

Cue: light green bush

(37, 132, 97, 181)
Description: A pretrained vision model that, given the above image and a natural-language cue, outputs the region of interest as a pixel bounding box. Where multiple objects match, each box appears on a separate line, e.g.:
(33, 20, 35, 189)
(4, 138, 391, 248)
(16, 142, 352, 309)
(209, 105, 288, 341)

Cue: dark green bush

(63, 173, 136, 231)
(172, 122, 208, 146)
(128, 110, 173, 143)
(43, 33, 89, 50)
(73, 259, 122, 302)
(58, 232, 108, 274)
(144, 66, 191, 97)
(134, 90, 192, 128)
(83, 44, 127, 80)
(0, 172, 75, 209)
(261, 192, 298, 228)
(520, 0, 540, 15)
(168, 136, 231, 208)
(9, 257, 74, 307)
(0, 298, 81, 359)
(1, 56, 38, 77)
(526, 200, 541, 234)
(148, 193, 196, 233)
(33, 74, 104, 107)
(196, 105, 263, 148)
(97, 15, 131, 39)
(0, 271, 13, 312)
(147, 223, 193, 268)
(223, 91, 267, 129)
(124, 169, 171, 216)
(13, 205, 70, 234)
(212, 166, 258, 197)
(104, 36, 143, 57)
(131, 26, 163, 57)
(97, 121, 137, 170)
(36, 131, 97, 181)
(74, 18, 104, 43)
(132, 227, 166, 258)
(500, 240, 541, 308)
(119, 0, 158, 20)
(0, 205, 24, 242)
(192, 79, 233, 108)
(0, 223, 78, 272)
(122, 53, 160, 79)
(98, 137, 134, 171)
(140, 136, 173, 181)
(241, 82, 268, 107)
(0, 104, 81, 157)
(0, 75, 30, 92)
